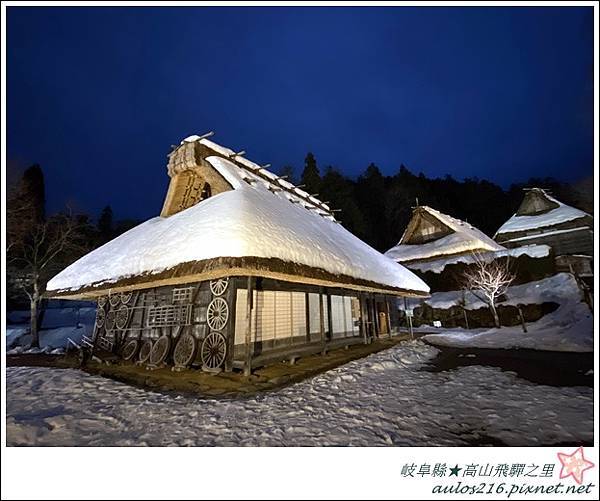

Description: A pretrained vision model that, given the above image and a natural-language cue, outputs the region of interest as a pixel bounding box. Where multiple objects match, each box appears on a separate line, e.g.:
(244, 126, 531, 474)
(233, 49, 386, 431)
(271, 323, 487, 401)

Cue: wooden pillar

(518, 306, 527, 333)
(244, 276, 254, 377)
(224, 281, 236, 372)
(305, 292, 310, 343)
(385, 297, 392, 339)
(319, 290, 326, 355)
(372, 294, 380, 338)
(326, 292, 333, 346)
(360, 294, 368, 345)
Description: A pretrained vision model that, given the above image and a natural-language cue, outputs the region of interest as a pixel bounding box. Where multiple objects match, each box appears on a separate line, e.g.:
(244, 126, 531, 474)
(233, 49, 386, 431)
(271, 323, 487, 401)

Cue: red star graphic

(557, 447, 595, 484)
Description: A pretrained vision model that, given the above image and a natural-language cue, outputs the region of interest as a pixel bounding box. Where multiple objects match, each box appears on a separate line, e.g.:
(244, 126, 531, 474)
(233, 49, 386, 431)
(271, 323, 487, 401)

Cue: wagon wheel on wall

(120, 291, 133, 305)
(149, 335, 171, 366)
(105, 309, 116, 331)
(209, 278, 229, 296)
(173, 332, 197, 368)
(115, 305, 130, 330)
(109, 294, 121, 307)
(138, 339, 153, 363)
(121, 339, 139, 361)
(95, 306, 106, 328)
(206, 297, 229, 331)
(201, 332, 227, 370)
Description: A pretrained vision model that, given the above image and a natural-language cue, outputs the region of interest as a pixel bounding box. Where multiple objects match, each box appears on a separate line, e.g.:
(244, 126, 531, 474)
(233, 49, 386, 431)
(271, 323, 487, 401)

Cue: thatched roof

(385, 206, 505, 264)
(46, 136, 429, 299)
(495, 188, 591, 239)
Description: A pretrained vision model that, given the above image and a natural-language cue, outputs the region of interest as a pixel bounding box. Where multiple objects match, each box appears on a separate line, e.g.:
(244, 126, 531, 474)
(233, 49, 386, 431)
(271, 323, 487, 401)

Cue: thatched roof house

(494, 188, 593, 253)
(385, 205, 505, 265)
(384, 205, 553, 291)
(47, 134, 429, 373)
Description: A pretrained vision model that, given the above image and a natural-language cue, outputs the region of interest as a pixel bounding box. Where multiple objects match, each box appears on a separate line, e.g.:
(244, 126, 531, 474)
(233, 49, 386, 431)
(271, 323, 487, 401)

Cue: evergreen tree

(356, 163, 388, 251)
(320, 167, 368, 240)
(21, 164, 46, 223)
(98, 205, 114, 243)
(300, 152, 321, 194)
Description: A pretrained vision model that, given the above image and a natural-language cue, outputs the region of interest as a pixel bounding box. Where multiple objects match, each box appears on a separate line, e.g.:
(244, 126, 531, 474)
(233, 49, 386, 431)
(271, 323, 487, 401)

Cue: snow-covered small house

(494, 188, 593, 278)
(384, 205, 554, 291)
(385, 205, 505, 266)
(46, 134, 429, 373)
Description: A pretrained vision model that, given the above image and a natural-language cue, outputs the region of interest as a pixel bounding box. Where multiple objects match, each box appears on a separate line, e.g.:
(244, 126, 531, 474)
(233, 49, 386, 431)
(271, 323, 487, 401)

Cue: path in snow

(6, 341, 593, 446)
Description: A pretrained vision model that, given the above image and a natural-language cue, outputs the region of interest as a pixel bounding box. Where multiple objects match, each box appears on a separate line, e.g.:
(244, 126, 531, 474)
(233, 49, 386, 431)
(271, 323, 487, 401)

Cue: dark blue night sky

(7, 6, 593, 220)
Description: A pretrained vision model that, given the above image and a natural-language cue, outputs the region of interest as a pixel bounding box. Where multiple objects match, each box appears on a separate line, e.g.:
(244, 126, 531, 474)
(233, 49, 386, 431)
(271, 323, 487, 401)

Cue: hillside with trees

(291, 154, 593, 254)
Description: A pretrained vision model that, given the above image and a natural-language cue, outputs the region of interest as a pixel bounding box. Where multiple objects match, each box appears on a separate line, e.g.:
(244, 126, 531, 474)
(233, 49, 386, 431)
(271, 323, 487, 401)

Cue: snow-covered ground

(421, 273, 593, 352)
(424, 272, 580, 310)
(6, 303, 96, 353)
(6, 341, 592, 446)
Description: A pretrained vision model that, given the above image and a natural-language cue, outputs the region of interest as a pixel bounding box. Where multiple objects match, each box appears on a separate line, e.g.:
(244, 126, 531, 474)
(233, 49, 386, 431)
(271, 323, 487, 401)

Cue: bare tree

(460, 252, 515, 328)
(8, 211, 88, 348)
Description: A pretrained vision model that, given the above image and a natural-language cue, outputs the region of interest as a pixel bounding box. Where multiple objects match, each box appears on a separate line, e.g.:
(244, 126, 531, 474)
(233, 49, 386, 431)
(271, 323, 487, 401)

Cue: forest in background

(290, 153, 594, 253)
(6, 154, 594, 312)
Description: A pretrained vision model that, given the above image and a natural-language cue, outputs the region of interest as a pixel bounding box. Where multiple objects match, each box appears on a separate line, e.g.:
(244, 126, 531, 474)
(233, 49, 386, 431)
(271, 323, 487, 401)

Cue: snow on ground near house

(6, 325, 94, 354)
(406, 245, 550, 274)
(424, 273, 579, 310)
(6, 304, 96, 351)
(421, 275, 592, 352)
(384, 206, 505, 263)
(47, 153, 428, 295)
(495, 194, 589, 236)
(6, 341, 592, 446)
(6, 327, 30, 349)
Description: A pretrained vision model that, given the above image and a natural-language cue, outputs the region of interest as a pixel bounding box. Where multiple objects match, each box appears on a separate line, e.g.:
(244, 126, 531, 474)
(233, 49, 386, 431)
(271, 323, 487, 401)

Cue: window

(308, 293, 322, 341)
(291, 292, 307, 338)
(330, 295, 360, 338)
(235, 289, 358, 348)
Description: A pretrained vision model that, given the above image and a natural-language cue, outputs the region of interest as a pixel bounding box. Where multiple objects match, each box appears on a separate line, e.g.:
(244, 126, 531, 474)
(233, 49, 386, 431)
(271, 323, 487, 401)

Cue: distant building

(385, 205, 555, 292)
(385, 205, 505, 265)
(386, 204, 563, 332)
(46, 134, 429, 373)
(494, 188, 593, 278)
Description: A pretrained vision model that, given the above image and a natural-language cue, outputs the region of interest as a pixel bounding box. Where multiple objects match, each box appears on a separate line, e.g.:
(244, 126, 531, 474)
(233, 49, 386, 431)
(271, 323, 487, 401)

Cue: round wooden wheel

(207, 297, 229, 331)
(138, 339, 153, 363)
(115, 305, 130, 330)
(149, 335, 171, 365)
(95, 306, 106, 328)
(97, 296, 108, 308)
(210, 278, 229, 296)
(105, 309, 116, 331)
(121, 339, 139, 361)
(120, 291, 133, 305)
(109, 294, 121, 307)
(201, 332, 227, 370)
(173, 332, 197, 368)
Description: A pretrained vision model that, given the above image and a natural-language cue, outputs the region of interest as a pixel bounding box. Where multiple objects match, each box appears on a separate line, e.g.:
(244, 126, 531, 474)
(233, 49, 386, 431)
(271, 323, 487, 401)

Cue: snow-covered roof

(404, 244, 551, 274)
(495, 190, 590, 238)
(47, 137, 429, 297)
(384, 206, 505, 263)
